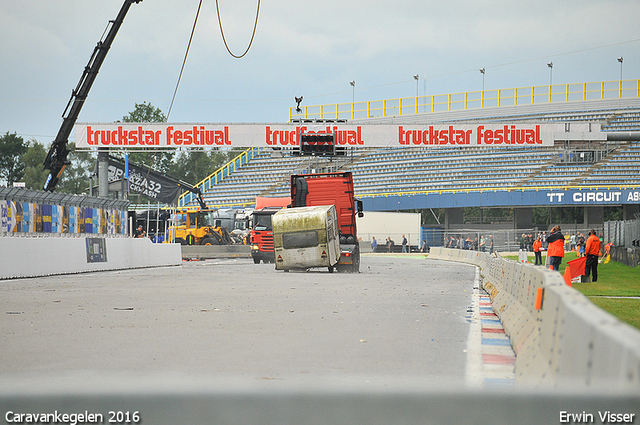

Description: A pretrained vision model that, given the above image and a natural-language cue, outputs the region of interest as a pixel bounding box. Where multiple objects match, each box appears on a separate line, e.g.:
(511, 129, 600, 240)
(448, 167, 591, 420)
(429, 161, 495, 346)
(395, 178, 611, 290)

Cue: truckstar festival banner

(75, 123, 601, 149)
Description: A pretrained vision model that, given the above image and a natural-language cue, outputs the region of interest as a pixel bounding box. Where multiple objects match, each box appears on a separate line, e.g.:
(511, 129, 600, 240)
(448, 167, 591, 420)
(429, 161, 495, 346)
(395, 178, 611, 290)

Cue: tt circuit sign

(74, 123, 601, 148)
(546, 190, 640, 205)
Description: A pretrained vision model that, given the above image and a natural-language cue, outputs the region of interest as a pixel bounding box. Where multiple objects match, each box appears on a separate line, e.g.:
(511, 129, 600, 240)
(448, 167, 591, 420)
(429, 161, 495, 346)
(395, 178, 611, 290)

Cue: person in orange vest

(584, 229, 602, 282)
(546, 225, 565, 271)
(533, 236, 543, 266)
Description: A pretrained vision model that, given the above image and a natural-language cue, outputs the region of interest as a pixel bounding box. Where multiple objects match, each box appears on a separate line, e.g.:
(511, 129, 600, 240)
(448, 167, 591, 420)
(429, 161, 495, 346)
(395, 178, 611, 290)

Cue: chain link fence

(604, 217, 640, 266)
(604, 218, 640, 247)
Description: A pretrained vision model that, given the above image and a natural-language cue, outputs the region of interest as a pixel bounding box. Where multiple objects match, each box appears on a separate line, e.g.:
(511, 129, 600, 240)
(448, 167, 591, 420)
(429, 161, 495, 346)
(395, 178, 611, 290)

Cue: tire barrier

(428, 247, 640, 389)
(0, 237, 181, 279)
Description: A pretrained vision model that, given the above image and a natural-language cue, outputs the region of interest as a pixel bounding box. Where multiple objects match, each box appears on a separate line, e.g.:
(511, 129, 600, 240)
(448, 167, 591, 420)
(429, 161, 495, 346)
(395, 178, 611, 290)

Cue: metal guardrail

(290, 79, 640, 121)
(0, 187, 129, 210)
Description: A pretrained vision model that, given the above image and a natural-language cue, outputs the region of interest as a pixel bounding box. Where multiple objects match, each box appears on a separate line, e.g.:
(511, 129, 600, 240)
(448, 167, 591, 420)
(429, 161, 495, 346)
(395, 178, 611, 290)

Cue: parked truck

(273, 171, 363, 272)
(273, 205, 340, 272)
(249, 197, 290, 264)
(250, 207, 281, 263)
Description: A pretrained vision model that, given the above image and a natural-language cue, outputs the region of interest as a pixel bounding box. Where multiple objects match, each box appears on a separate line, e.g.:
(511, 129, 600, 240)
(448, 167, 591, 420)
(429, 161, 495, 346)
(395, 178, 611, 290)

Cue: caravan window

(283, 231, 318, 249)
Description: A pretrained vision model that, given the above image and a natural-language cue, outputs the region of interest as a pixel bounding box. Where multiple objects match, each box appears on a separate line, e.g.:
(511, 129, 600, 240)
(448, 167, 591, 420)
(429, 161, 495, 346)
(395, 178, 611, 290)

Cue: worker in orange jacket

(584, 229, 602, 282)
(533, 236, 543, 266)
(546, 226, 565, 271)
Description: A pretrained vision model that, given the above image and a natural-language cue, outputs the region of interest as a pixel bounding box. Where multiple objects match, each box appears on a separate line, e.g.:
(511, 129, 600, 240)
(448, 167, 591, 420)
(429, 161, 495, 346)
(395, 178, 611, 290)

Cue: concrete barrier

(181, 244, 251, 259)
(0, 236, 181, 279)
(428, 247, 640, 389)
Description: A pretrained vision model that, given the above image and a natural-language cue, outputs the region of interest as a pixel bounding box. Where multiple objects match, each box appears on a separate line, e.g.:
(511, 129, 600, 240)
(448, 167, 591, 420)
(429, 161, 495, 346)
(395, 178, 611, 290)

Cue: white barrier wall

(429, 247, 640, 389)
(0, 237, 182, 279)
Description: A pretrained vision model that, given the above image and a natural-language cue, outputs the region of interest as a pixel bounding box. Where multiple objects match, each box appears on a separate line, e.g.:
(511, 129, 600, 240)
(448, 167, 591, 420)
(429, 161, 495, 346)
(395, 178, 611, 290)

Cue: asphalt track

(1, 254, 481, 387)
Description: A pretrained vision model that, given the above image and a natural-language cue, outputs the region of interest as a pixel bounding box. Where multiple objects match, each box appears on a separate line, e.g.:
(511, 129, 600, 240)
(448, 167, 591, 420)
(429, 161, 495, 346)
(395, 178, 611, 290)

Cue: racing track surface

(1, 255, 479, 386)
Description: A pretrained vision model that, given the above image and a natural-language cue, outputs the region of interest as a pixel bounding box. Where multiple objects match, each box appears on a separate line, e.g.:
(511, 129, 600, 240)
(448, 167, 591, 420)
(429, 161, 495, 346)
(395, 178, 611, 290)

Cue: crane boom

(43, 0, 143, 192)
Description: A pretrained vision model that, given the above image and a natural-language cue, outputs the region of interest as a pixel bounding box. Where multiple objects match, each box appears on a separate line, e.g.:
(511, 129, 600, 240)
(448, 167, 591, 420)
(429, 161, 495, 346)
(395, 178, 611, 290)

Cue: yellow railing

(290, 79, 640, 121)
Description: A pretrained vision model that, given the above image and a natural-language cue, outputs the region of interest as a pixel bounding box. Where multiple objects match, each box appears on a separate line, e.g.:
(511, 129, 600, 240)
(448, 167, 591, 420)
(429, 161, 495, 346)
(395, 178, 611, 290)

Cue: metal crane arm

(43, 0, 143, 192)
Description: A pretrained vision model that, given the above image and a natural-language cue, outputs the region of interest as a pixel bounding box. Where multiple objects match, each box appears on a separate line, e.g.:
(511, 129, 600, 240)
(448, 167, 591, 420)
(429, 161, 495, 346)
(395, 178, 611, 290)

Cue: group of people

(519, 233, 537, 251)
(571, 232, 588, 257)
(445, 235, 495, 253)
(535, 225, 604, 282)
(134, 224, 166, 243)
(370, 235, 429, 253)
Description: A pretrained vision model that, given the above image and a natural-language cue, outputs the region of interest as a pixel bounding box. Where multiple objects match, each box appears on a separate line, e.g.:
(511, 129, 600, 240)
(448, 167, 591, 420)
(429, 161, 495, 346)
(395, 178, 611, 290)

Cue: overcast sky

(1, 0, 638, 145)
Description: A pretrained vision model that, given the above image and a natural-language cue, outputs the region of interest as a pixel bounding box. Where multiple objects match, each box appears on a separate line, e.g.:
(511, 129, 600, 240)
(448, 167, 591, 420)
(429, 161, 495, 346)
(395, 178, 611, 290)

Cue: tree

(169, 148, 238, 186)
(121, 101, 167, 124)
(22, 141, 49, 190)
(116, 102, 174, 173)
(0, 132, 27, 186)
(57, 143, 96, 194)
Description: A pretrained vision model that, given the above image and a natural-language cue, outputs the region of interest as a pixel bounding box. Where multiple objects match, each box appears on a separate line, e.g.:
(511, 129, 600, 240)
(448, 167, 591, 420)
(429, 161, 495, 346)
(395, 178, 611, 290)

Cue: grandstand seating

(187, 101, 640, 209)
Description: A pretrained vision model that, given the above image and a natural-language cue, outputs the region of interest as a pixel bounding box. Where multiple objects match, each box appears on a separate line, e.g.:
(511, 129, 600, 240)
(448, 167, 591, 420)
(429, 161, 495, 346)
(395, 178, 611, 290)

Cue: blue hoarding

(362, 188, 640, 211)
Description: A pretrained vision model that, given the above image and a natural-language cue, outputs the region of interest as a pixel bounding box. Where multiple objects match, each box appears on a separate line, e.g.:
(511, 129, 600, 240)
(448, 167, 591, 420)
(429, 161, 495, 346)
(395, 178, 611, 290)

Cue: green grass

(589, 298, 640, 330)
(505, 251, 640, 329)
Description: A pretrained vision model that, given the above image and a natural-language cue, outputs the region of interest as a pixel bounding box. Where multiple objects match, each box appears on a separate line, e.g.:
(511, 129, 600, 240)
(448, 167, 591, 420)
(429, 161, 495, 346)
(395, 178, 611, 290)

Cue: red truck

(289, 171, 363, 273)
(250, 197, 290, 264)
(250, 207, 281, 264)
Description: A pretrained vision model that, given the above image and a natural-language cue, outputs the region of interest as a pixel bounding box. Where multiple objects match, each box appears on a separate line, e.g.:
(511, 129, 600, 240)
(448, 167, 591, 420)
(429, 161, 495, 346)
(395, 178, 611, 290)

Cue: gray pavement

(1, 255, 476, 386)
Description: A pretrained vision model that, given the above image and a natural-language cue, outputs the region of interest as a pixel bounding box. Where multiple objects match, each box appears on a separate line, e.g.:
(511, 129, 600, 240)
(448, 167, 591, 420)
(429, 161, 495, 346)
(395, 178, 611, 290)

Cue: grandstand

(179, 79, 640, 224)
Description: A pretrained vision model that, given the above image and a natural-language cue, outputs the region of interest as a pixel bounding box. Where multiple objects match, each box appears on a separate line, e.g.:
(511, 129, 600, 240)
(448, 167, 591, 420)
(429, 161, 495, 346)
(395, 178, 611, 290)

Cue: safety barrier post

(620, 80, 623, 98)
(531, 86, 534, 105)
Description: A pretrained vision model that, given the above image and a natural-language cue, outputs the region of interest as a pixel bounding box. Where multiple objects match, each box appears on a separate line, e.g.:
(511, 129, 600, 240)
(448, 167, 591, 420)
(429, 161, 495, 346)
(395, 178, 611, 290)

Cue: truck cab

(250, 207, 281, 263)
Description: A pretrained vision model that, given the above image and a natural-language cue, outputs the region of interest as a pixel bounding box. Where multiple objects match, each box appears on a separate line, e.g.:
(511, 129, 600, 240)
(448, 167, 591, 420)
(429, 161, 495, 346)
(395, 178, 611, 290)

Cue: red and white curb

(465, 268, 516, 388)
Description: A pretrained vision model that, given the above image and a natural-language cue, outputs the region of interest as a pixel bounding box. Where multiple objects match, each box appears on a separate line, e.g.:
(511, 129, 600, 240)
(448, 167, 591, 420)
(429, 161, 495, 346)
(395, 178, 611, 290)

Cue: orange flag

(567, 256, 587, 278)
(562, 256, 587, 286)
